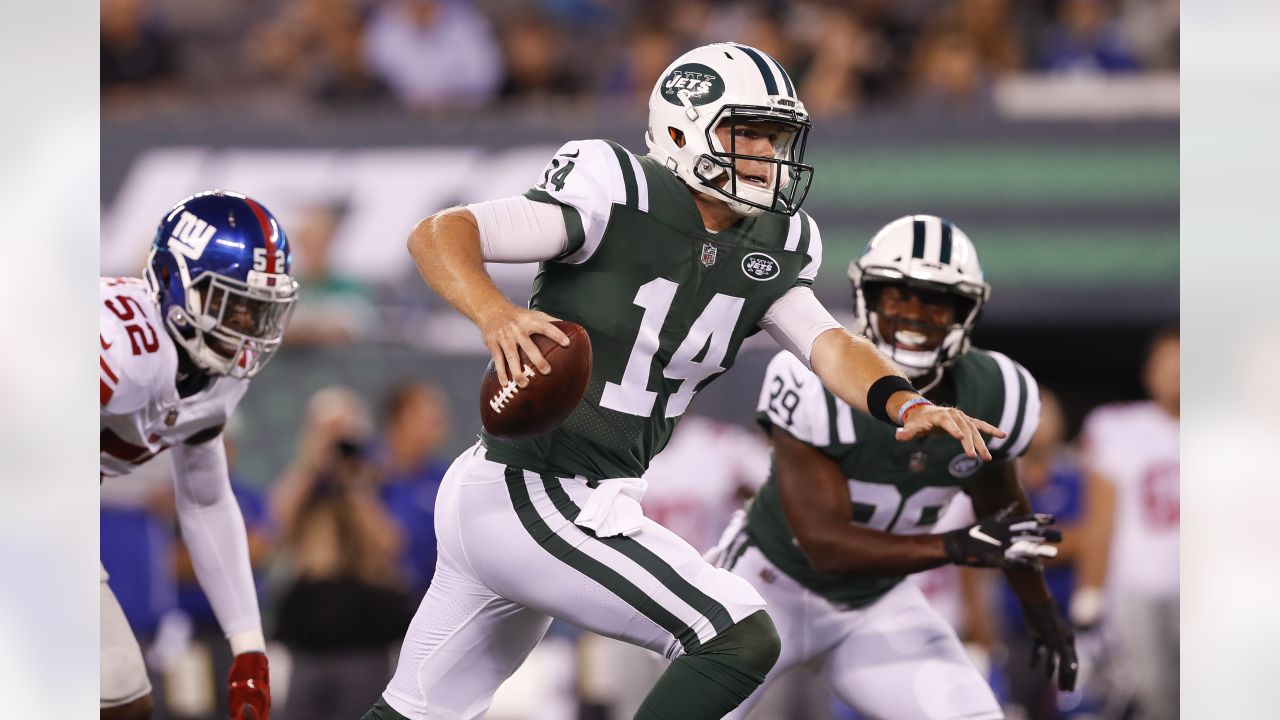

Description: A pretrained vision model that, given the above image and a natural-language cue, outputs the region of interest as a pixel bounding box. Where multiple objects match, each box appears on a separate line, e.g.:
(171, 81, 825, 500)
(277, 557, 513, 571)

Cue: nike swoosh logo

(787, 371, 806, 388)
(101, 334, 113, 350)
(969, 525, 1000, 546)
(561, 150, 580, 158)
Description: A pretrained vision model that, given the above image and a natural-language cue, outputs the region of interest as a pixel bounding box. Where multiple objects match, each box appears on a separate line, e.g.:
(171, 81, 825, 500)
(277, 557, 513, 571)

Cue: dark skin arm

(965, 460, 1053, 605)
(772, 425, 950, 575)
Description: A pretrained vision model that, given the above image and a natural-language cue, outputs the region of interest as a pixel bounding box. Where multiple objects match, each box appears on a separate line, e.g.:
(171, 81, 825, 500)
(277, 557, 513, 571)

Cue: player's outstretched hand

(228, 651, 271, 720)
(943, 512, 1062, 568)
(895, 404, 1005, 461)
(479, 305, 571, 387)
(1022, 600, 1079, 692)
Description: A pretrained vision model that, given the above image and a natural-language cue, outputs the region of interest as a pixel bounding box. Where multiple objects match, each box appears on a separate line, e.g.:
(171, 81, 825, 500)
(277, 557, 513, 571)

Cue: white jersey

(99, 277, 249, 477)
(1082, 400, 1179, 598)
(639, 416, 770, 553)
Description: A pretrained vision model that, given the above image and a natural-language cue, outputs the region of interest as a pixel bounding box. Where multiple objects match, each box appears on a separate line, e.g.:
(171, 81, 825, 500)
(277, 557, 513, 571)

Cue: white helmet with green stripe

(849, 215, 991, 378)
(645, 42, 813, 218)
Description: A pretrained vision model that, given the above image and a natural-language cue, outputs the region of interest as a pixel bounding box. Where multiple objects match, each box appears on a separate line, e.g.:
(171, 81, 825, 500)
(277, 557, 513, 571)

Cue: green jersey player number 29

(712, 216, 1077, 720)
(363, 42, 1004, 720)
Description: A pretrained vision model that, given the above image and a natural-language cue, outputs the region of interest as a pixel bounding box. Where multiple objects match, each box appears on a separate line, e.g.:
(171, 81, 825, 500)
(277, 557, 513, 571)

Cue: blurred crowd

(102, 0, 1179, 118)
(101, 328, 1178, 720)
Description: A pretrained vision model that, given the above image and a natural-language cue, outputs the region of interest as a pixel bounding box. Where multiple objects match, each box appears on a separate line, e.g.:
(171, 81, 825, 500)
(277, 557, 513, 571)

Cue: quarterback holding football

(713, 215, 1076, 720)
(100, 191, 297, 720)
(364, 44, 1004, 720)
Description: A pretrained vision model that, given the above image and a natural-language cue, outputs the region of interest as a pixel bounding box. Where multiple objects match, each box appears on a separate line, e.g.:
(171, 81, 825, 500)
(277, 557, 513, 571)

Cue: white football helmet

(645, 42, 812, 217)
(849, 215, 990, 378)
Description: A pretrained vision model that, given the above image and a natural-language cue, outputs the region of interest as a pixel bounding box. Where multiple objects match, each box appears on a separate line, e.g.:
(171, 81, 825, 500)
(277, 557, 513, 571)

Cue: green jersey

(745, 347, 1041, 608)
(482, 138, 823, 480)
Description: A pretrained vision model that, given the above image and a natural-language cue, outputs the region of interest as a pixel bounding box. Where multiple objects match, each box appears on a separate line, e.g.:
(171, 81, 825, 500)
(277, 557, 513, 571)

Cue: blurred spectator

(996, 388, 1089, 719)
(1116, 0, 1178, 69)
(601, 22, 679, 106)
(270, 387, 414, 720)
(908, 20, 996, 115)
(792, 5, 877, 118)
(496, 14, 582, 102)
(1076, 327, 1179, 719)
(102, 0, 177, 94)
(284, 204, 381, 347)
(953, 0, 1022, 73)
(363, 0, 503, 110)
(250, 0, 388, 105)
(1041, 0, 1140, 74)
(375, 380, 452, 600)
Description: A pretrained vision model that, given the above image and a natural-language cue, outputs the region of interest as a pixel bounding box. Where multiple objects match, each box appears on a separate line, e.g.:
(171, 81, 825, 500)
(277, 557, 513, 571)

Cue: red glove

(228, 651, 271, 720)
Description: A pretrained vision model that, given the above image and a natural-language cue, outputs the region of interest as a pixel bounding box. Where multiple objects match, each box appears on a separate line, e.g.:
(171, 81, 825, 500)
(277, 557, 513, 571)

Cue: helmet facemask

(151, 254, 298, 379)
(855, 276, 984, 379)
(692, 105, 813, 217)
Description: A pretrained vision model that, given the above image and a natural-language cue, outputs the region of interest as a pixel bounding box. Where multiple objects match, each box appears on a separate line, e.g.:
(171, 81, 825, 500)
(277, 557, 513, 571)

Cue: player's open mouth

(738, 172, 770, 188)
(893, 329, 931, 349)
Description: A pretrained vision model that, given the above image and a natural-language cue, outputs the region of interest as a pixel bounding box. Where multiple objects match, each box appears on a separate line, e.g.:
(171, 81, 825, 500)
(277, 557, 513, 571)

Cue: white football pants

(101, 564, 152, 708)
(724, 545, 1003, 720)
(381, 443, 766, 720)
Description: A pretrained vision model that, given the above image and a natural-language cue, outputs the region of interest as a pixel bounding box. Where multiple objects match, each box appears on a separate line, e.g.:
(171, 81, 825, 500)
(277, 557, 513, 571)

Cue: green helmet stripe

(732, 44, 779, 96)
(761, 49, 795, 97)
(939, 220, 953, 264)
(912, 218, 926, 258)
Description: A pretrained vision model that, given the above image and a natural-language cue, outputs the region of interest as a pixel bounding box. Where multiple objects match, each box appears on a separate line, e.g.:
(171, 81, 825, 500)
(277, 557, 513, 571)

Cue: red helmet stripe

(100, 379, 114, 405)
(243, 198, 278, 273)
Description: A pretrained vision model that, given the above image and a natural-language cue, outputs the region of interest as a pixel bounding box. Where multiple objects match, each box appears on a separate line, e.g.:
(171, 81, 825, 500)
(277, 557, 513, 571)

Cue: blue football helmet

(144, 190, 299, 378)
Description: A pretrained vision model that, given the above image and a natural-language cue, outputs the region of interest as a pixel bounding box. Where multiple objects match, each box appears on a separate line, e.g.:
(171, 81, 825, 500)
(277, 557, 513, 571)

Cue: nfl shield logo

(701, 243, 718, 267)
(909, 450, 929, 473)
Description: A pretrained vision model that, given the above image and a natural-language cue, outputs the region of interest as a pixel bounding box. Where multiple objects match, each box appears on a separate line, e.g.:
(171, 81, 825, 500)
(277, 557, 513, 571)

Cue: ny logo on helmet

(168, 211, 217, 261)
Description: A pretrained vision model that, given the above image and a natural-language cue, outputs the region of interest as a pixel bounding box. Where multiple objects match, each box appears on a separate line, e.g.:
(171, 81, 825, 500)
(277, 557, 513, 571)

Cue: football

(479, 320, 592, 439)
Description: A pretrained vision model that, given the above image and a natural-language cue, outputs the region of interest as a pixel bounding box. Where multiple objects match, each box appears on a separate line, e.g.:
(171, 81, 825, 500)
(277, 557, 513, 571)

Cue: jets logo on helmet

(660, 63, 726, 106)
(646, 42, 813, 218)
(848, 215, 990, 378)
(144, 190, 299, 379)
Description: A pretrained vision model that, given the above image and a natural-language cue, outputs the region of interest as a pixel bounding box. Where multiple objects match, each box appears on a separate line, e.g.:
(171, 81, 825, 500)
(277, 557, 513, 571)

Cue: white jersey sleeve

(982, 350, 1042, 463)
(797, 211, 822, 285)
(756, 350, 839, 447)
(522, 138, 636, 265)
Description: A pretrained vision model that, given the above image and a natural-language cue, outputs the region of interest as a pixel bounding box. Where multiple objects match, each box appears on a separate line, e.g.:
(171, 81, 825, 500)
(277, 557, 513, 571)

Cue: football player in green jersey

(712, 215, 1078, 720)
(364, 45, 1004, 720)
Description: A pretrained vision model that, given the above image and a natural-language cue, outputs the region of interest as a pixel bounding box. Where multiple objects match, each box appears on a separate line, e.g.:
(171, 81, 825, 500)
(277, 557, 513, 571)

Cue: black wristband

(866, 375, 917, 425)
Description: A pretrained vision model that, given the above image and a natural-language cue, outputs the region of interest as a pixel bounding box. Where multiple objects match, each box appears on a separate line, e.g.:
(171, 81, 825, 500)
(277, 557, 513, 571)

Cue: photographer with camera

(270, 386, 414, 720)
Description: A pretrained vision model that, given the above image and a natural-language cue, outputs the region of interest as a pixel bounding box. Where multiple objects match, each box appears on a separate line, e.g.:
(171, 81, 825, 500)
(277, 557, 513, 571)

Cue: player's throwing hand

(478, 304, 571, 387)
(895, 402, 1005, 461)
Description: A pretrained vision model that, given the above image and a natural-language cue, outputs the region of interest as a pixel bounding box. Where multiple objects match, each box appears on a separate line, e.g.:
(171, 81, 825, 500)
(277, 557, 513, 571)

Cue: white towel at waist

(574, 477, 648, 538)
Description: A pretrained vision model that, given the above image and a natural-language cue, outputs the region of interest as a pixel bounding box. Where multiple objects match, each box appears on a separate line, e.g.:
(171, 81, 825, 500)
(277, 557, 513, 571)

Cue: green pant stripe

(539, 474, 735, 635)
(523, 189, 585, 257)
(503, 466, 701, 652)
(603, 139, 638, 209)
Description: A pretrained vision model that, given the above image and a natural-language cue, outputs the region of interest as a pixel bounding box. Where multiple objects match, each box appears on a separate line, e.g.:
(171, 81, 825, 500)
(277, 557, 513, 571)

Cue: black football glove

(1022, 600, 1079, 692)
(942, 512, 1062, 568)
